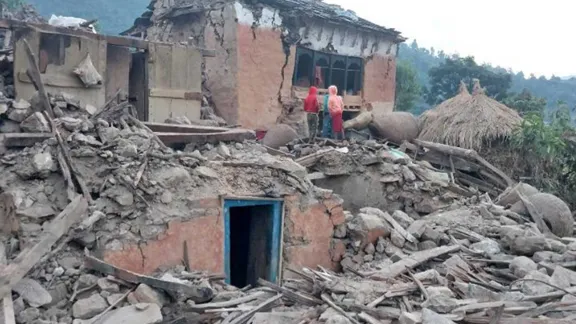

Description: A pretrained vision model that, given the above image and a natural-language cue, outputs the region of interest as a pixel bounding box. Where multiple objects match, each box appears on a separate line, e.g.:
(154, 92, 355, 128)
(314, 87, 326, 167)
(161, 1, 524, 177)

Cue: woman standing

(328, 85, 345, 140)
(303, 86, 319, 140)
(321, 91, 332, 138)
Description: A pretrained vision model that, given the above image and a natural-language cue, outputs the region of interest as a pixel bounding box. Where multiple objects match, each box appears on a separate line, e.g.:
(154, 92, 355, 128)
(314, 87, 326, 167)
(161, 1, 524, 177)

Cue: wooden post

(0, 196, 88, 300)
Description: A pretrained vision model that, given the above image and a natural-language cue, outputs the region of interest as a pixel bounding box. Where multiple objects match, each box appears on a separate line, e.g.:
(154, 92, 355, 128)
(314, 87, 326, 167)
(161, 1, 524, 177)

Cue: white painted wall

(234, 1, 397, 58)
(300, 22, 397, 58)
(234, 2, 283, 29)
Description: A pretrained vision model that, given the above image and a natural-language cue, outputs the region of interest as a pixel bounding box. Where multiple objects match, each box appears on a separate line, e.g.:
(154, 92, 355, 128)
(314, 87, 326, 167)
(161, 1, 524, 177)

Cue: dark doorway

(225, 200, 282, 288)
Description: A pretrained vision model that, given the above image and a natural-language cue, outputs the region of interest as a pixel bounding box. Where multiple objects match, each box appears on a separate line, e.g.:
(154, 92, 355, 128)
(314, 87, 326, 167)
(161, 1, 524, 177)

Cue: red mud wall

(204, 5, 241, 125)
(101, 194, 345, 278)
(364, 55, 397, 112)
(282, 195, 346, 276)
(236, 23, 295, 130)
(103, 198, 225, 274)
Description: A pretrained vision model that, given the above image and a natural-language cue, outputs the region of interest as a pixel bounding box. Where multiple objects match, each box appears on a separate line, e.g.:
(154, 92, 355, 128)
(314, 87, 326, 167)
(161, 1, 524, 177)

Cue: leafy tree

(503, 89, 547, 117)
(395, 60, 421, 113)
(398, 41, 576, 116)
(510, 101, 576, 208)
(426, 56, 512, 105)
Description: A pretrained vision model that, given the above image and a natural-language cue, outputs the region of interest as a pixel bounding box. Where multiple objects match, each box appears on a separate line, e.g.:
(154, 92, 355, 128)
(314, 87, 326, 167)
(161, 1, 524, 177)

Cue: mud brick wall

(101, 194, 345, 277)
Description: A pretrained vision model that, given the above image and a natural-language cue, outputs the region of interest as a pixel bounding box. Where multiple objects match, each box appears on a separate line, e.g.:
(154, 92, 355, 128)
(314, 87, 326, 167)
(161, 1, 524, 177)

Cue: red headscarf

(304, 86, 319, 113)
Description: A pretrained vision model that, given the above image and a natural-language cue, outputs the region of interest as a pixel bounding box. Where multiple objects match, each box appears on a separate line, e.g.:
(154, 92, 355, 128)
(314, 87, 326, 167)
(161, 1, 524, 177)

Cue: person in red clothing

(328, 85, 345, 140)
(303, 86, 319, 139)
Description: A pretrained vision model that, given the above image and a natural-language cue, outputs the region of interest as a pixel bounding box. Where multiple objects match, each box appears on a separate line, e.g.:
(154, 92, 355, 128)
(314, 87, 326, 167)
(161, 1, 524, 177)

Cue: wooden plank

(0, 243, 15, 324)
(17, 71, 100, 89)
(85, 252, 214, 303)
(143, 122, 229, 134)
(414, 140, 514, 186)
(366, 245, 460, 280)
(186, 292, 267, 313)
(228, 294, 283, 324)
(149, 88, 202, 100)
(0, 196, 88, 300)
(3, 132, 53, 148)
(22, 39, 54, 117)
(155, 129, 255, 145)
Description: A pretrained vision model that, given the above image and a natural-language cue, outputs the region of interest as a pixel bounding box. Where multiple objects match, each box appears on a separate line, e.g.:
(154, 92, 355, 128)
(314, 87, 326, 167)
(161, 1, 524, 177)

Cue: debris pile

(290, 139, 467, 215)
(0, 4, 46, 24)
(0, 91, 98, 135)
(182, 194, 576, 323)
(0, 100, 321, 324)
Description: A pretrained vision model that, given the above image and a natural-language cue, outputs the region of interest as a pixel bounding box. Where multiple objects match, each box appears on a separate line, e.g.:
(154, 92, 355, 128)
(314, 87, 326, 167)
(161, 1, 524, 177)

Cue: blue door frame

(223, 199, 283, 284)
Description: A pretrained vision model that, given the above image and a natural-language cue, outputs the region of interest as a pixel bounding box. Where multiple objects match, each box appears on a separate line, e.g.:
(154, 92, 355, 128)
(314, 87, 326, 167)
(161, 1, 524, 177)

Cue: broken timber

(156, 129, 256, 146)
(413, 139, 514, 187)
(2, 129, 256, 148)
(84, 252, 214, 303)
(365, 245, 460, 280)
(0, 244, 14, 324)
(0, 196, 88, 300)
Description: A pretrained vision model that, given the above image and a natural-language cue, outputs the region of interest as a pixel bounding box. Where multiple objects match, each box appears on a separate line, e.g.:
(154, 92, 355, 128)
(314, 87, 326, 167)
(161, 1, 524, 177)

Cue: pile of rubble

(0, 92, 98, 136)
(3, 110, 576, 323)
(0, 77, 575, 323)
(176, 194, 576, 324)
(290, 139, 467, 216)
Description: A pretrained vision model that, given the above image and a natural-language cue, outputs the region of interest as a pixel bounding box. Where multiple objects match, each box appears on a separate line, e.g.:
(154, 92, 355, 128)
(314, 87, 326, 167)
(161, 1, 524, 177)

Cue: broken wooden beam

(22, 39, 54, 118)
(2, 132, 52, 148)
(366, 245, 460, 280)
(84, 252, 214, 303)
(156, 129, 256, 146)
(0, 196, 88, 299)
(0, 243, 15, 324)
(413, 139, 514, 186)
(257, 279, 322, 306)
(143, 122, 230, 134)
(295, 148, 336, 167)
(228, 294, 283, 324)
(185, 292, 267, 313)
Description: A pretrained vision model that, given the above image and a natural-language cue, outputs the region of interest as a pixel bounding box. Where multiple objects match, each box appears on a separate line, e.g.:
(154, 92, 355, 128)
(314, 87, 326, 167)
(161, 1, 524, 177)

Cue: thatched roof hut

(419, 79, 522, 150)
(418, 81, 471, 129)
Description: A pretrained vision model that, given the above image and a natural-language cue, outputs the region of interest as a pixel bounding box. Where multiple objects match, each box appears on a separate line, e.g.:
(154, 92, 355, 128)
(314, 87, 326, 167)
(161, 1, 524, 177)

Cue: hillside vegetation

(398, 41, 576, 115)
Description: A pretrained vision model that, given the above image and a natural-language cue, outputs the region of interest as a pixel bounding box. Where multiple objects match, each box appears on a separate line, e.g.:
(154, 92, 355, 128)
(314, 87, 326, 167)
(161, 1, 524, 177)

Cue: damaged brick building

(124, 0, 405, 130)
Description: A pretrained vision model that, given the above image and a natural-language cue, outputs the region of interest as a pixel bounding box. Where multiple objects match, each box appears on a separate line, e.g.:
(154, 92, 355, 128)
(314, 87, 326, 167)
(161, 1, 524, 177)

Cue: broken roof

(123, 0, 405, 42)
(257, 0, 404, 41)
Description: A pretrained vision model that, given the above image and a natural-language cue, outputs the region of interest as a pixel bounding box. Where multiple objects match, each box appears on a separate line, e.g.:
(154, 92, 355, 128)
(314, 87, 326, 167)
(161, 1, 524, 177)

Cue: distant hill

(399, 41, 576, 113)
(26, 0, 148, 35)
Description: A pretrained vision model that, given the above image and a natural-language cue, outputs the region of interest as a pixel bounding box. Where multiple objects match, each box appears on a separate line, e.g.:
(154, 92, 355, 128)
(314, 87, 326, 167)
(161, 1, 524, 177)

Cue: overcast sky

(324, 0, 572, 78)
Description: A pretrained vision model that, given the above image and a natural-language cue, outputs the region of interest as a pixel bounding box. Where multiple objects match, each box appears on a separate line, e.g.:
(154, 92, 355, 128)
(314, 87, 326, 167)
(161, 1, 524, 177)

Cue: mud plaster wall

(235, 2, 294, 130)
(105, 45, 131, 102)
(144, 6, 240, 125)
(363, 55, 396, 110)
(101, 194, 345, 277)
(234, 2, 399, 129)
(204, 4, 241, 125)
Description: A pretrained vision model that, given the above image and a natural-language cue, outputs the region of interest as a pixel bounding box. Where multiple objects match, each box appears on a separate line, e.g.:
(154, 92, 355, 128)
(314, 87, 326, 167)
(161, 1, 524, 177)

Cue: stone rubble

(0, 88, 574, 324)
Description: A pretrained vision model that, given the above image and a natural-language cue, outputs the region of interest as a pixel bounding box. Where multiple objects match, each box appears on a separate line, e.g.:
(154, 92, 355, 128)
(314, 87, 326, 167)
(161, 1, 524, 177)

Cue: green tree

(426, 56, 512, 105)
(503, 89, 547, 117)
(395, 60, 421, 113)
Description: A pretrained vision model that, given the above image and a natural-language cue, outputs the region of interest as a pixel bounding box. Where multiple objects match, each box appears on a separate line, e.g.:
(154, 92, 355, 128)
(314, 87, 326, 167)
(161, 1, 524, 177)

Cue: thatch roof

(419, 79, 522, 150)
(418, 81, 471, 129)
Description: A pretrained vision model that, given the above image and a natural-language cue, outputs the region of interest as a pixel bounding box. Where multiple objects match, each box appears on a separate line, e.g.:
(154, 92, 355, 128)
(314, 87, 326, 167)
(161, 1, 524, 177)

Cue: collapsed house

(2, 4, 576, 324)
(124, 0, 405, 130)
(0, 18, 215, 123)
